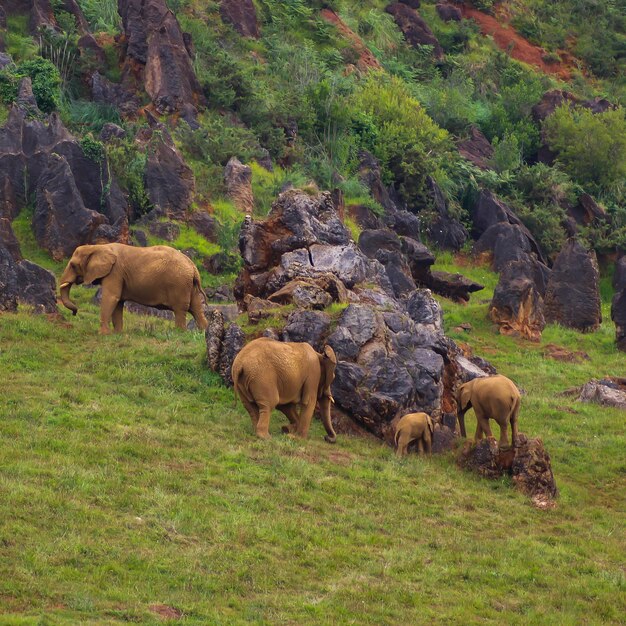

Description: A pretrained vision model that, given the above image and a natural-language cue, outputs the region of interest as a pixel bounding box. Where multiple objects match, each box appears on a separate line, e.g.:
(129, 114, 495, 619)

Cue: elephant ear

(318, 345, 337, 399)
(457, 383, 472, 412)
(83, 248, 117, 285)
(426, 414, 434, 434)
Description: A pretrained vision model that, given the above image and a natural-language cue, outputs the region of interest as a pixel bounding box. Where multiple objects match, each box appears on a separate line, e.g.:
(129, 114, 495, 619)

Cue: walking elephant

(59, 243, 208, 334)
(232, 338, 338, 442)
(394, 412, 433, 457)
(456, 375, 520, 449)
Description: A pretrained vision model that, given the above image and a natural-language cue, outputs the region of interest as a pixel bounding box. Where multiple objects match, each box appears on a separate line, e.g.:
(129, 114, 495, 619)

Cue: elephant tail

(426, 414, 434, 435)
(510, 394, 521, 447)
(192, 267, 207, 306)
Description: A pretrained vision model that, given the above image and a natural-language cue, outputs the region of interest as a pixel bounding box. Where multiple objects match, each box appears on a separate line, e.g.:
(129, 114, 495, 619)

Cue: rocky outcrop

(568, 193, 608, 228)
(219, 0, 260, 38)
(544, 239, 601, 332)
(139, 114, 195, 219)
(224, 157, 254, 214)
(358, 228, 482, 302)
(458, 435, 557, 507)
(358, 150, 397, 214)
(385, 2, 444, 59)
(532, 89, 615, 123)
(457, 127, 494, 170)
(117, 0, 203, 114)
(224, 188, 476, 440)
(91, 72, 140, 116)
(3, 0, 56, 34)
(0, 239, 57, 314)
(489, 259, 547, 341)
(436, 2, 462, 21)
(424, 176, 467, 251)
(578, 378, 626, 410)
(0, 102, 129, 258)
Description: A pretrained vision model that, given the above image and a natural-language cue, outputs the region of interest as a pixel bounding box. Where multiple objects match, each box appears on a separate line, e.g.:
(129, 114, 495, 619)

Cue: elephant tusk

(59, 282, 72, 289)
(329, 394, 335, 404)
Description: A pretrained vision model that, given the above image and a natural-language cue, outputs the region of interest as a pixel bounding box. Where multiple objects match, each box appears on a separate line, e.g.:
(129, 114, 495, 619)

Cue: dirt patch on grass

(544, 343, 590, 363)
(460, 3, 575, 79)
(149, 604, 183, 619)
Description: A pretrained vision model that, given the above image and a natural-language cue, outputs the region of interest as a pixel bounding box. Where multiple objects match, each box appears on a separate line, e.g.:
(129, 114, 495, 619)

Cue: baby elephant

(394, 412, 434, 457)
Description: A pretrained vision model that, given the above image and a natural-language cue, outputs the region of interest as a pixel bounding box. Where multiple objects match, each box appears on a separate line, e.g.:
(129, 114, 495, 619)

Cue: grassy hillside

(1, 260, 624, 624)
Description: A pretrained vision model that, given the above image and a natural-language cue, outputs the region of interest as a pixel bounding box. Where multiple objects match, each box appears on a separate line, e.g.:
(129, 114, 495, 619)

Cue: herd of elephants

(58, 242, 522, 455)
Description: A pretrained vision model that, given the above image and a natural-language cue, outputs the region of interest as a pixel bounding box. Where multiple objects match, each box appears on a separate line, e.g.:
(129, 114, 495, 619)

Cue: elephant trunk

(59, 282, 78, 315)
(319, 395, 337, 444)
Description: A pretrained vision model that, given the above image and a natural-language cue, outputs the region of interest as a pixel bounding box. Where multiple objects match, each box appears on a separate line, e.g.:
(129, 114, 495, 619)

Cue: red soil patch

(320, 9, 381, 72)
(543, 343, 590, 363)
(460, 3, 573, 80)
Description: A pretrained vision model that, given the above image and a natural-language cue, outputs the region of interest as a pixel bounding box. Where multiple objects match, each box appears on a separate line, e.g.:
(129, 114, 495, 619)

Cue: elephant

(59, 243, 208, 334)
(394, 412, 433, 457)
(456, 375, 520, 449)
(231, 337, 338, 442)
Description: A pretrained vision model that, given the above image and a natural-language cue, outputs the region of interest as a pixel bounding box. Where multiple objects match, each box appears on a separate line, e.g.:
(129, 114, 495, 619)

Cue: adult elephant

(456, 375, 520, 449)
(59, 243, 208, 333)
(232, 338, 338, 442)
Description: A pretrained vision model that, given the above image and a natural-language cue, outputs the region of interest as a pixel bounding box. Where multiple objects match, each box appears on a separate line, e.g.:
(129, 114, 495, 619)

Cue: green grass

(11, 208, 64, 274)
(0, 253, 625, 623)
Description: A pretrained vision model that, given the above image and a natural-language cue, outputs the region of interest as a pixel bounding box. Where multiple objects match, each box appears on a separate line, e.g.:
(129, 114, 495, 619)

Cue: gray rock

(578, 380, 626, 409)
(205, 309, 225, 372)
(282, 310, 331, 351)
(456, 355, 488, 382)
(219, 323, 245, 386)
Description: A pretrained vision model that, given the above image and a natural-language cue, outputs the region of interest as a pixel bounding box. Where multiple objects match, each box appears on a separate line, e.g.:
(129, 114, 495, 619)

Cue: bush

(543, 106, 626, 194)
(352, 74, 451, 208)
(2, 58, 63, 113)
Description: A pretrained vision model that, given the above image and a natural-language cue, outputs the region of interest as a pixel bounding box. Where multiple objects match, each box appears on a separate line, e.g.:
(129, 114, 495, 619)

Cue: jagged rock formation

(209, 188, 492, 444)
(544, 239, 601, 332)
(117, 0, 204, 114)
(436, 2, 462, 21)
(138, 113, 195, 219)
(578, 378, 626, 410)
(457, 126, 494, 170)
(219, 0, 260, 38)
(0, 94, 129, 260)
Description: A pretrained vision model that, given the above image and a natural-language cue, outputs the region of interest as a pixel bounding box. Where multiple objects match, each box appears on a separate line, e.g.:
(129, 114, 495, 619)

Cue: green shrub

(80, 135, 105, 164)
(106, 139, 152, 217)
(490, 134, 521, 174)
(0, 57, 62, 113)
(75, 0, 121, 33)
(352, 74, 451, 208)
(543, 106, 626, 194)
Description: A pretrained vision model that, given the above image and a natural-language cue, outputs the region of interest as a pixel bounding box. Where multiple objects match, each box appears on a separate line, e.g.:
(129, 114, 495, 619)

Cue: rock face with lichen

(209, 188, 491, 444)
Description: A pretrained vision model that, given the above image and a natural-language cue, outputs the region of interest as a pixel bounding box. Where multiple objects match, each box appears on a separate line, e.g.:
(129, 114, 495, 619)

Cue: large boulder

(578, 379, 626, 410)
(457, 126, 494, 170)
(458, 435, 557, 507)
(357, 150, 397, 213)
(219, 0, 260, 38)
(490, 259, 546, 341)
(544, 239, 601, 332)
(436, 2, 462, 21)
(0, 242, 57, 313)
(91, 72, 140, 116)
(117, 0, 203, 114)
(385, 2, 443, 59)
(140, 114, 195, 219)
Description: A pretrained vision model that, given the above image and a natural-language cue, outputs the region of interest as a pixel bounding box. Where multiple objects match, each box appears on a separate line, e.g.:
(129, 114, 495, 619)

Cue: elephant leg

(498, 421, 510, 449)
(240, 397, 260, 430)
(395, 432, 412, 457)
(174, 309, 187, 330)
(278, 403, 300, 434)
(474, 420, 484, 442)
(255, 402, 273, 440)
(424, 432, 432, 455)
(417, 438, 425, 456)
(112, 300, 124, 333)
(479, 416, 495, 441)
(295, 397, 316, 439)
(189, 291, 208, 330)
(99, 292, 121, 334)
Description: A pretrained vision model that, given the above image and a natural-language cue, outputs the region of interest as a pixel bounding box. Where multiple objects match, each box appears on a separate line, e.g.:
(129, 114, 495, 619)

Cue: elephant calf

(232, 338, 337, 442)
(456, 374, 520, 449)
(394, 412, 434, 456)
